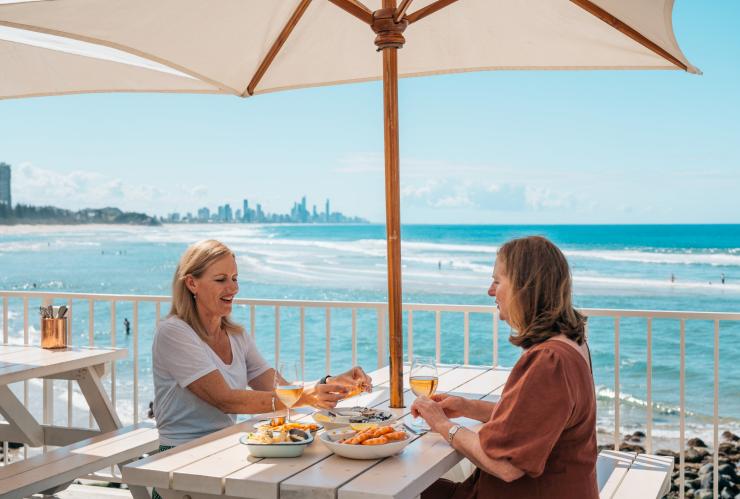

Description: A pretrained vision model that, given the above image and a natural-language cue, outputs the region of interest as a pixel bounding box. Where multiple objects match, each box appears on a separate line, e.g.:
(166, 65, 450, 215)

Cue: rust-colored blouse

(425, 339, 598, 499)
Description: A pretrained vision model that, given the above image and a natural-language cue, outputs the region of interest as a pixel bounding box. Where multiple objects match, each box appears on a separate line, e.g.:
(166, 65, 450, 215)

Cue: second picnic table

(123, 364, 511, 499)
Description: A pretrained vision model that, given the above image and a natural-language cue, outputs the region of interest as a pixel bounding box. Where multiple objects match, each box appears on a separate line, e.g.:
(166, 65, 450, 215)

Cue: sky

(0, 1, 738, 224)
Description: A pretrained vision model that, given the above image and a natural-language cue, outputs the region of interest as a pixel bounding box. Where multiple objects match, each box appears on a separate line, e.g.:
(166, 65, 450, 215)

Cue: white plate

(318, 431, 411, 459)
(312, 407, 396, 429)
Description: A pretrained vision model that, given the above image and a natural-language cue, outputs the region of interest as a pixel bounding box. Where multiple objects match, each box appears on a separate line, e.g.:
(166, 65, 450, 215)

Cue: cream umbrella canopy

(0, 0, 698, 407)
(0, 25, 223, 99)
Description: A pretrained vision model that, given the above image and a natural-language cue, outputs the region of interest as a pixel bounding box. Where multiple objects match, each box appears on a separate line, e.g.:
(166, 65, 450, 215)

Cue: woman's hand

(411, 396, 453, 435)
(430, 393, 468, 419)
(303, 367, 373, 409)
(328, 367, 373, 394)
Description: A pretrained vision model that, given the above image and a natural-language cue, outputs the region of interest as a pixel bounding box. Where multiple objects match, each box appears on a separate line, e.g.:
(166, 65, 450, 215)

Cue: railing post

(463, 312, 470, 365)
(435, 311, 441, 365)
(679, 319, 685, 499)
(111, 300, 117, 410)
(646, 317, 653, 454)
(67, 298, 73, 426)
(613, 316, 620, 451)
(325, 307, 331, 376)
(275, 305, 280, 368)
(351, 309, 357, 367)
(300, 307, 306, 381)
(133, 301, 139, 424)
(713, 319, 720, 499)
(377, 308, 385, 369)
(407, 309, 413, 365)
(493, 311, 499, 368)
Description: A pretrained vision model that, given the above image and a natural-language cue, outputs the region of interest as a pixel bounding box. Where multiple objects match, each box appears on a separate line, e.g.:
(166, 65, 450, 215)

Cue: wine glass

(409, 356, 439, 430)
(274, 361, 303, 423)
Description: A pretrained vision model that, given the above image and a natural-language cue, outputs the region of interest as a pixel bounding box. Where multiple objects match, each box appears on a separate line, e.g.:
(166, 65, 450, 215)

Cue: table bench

(0, 421, 159, 499)
(597, 450, 673, 499)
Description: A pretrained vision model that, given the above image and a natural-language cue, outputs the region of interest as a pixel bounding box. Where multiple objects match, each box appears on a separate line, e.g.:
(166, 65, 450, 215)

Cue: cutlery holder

(41, 318, 68, 349)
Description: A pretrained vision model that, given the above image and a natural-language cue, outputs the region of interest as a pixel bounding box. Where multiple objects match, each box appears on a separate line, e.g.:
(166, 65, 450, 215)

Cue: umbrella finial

(372, 8, 408, 51)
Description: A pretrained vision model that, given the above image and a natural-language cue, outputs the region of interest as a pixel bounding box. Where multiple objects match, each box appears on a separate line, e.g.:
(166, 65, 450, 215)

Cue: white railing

(1, 290, 739, 499)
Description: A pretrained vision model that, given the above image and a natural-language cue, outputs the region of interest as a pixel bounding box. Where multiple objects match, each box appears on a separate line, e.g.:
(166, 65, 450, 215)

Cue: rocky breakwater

(598, 430, 740, 499)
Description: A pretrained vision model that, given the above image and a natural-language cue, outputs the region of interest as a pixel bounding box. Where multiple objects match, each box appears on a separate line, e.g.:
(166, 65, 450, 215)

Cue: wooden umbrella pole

(374, 2, 407, 408)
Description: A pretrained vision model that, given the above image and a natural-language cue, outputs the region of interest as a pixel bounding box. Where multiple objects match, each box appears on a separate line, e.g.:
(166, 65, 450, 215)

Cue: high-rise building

(0, 162, 11, 207)
(243, 199, 249, 221)
(325, 199, 330, 222)
(197, 207, 210, 221)
(224, 204, 233, 222)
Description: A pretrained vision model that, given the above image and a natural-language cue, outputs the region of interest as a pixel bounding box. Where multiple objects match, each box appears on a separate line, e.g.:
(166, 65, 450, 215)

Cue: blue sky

(1, 1, 738, 224)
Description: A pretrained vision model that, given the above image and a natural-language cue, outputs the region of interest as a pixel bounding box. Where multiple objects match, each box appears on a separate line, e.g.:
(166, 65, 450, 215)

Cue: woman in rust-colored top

(412, 236, 598, 499)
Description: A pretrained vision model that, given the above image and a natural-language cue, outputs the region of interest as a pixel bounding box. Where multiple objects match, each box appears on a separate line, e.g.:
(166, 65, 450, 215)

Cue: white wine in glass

(409, 356, 439, 430)
(275, 361, 303, 423)
(409, 375, 439, 398)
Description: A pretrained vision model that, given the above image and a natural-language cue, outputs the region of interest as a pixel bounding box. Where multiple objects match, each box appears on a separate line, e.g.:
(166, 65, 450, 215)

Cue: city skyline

(167, 195, 366, 224)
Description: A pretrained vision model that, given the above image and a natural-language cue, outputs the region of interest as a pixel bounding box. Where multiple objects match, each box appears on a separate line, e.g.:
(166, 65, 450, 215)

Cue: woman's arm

(431, 394, 496, 422)
(411, 396, 524, 482)
(188, 370, 276, 414)
(443, 423, 525, 482)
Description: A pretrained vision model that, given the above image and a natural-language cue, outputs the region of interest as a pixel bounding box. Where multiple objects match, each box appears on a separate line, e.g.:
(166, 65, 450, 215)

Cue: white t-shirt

(152, 315, 271, 446)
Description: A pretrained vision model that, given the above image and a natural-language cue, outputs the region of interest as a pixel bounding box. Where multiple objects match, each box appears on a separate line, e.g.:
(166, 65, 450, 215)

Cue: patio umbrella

(0, 25, 223, 99)
(0, 0, 698, 407)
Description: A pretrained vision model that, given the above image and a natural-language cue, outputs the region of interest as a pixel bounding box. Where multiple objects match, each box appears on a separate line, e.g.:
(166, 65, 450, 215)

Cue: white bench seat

(0, 422, 159, 499)
(598, 450, 674, 499)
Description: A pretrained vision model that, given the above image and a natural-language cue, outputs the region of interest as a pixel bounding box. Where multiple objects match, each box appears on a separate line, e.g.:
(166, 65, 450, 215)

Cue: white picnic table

(123, 364, 510, 499)
(0, 344, 127, 447)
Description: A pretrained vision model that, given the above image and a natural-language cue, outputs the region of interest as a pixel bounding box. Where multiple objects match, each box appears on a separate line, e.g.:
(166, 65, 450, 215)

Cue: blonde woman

(413, 236, 597, 499)
(152, 240, 371, 448)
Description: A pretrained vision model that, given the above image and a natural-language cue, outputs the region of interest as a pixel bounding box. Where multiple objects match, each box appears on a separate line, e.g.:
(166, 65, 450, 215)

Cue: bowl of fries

(318, 424, 411, 459)
(240, 428, 314, 458)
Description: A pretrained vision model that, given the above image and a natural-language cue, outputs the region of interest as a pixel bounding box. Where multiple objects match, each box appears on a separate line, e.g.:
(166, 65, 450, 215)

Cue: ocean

(1, 223, 739, 443)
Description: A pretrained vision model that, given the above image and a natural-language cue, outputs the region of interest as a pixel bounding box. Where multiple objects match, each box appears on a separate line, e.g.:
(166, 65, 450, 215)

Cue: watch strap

(319, 374, 332, 385)
(447, 424, 463, 444)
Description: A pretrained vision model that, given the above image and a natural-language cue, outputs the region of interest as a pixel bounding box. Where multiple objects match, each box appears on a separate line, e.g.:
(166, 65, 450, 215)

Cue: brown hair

(496, 236, 586, 348)
(170, 239, 244, 341)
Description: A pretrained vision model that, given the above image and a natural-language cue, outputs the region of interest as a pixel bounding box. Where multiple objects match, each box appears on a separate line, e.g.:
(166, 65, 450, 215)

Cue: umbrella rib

(393, 0, 414, 23)
(0, 20, 239, 95)
(244, 0, 313, 96)
(327, 0, 374, 25)
(570, 0, 688, 71)
(406, 0, 458, 24)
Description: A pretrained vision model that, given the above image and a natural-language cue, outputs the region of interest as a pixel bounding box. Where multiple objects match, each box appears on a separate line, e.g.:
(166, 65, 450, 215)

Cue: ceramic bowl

(318, 431, 411, 459)
(239, 429, 314, 458)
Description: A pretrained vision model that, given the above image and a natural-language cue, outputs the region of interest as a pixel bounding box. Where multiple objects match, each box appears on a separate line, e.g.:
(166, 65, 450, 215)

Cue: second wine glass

(274, 361, 303, 423)
(409, 356, 439, 430)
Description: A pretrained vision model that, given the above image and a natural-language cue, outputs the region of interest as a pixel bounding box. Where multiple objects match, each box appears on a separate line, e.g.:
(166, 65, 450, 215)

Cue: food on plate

(362, 436, 389, 445)
(259, 421, 320, 433)
(246, 427, 308, 444)
(384, 431, 407, 441)
(339, 425, 408, 446)
(349, 422, 378, 432)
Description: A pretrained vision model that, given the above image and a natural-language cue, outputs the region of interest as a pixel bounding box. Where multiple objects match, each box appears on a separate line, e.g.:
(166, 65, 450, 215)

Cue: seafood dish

(339, 425, 408, 446)
(313, 406, 395, 428)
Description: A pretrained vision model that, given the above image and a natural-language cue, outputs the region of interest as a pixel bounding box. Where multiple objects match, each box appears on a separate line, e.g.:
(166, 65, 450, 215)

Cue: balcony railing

(2, 290, 739, 499)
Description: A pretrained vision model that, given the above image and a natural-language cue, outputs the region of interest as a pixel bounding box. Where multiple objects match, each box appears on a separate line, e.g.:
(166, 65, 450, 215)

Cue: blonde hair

(170, 239, 244, 341)
(497, 236, 586, 349)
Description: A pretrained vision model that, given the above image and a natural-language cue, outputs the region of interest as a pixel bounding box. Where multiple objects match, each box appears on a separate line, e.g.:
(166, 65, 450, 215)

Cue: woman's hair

(170, 239, 244, 341)
(497, 236, 586, 348)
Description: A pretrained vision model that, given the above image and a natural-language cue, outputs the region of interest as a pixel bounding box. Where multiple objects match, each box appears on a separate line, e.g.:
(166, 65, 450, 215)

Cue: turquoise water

(0, 223, 738, 439)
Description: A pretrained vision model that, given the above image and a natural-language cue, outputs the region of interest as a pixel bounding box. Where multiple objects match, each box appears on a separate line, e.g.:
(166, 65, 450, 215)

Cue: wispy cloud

(13, 162, 163, 213)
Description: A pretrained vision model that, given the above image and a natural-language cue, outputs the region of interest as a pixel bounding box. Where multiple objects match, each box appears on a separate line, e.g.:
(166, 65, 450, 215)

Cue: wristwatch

(447, 424, 463, 444)
(319, 374, 332, 385)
